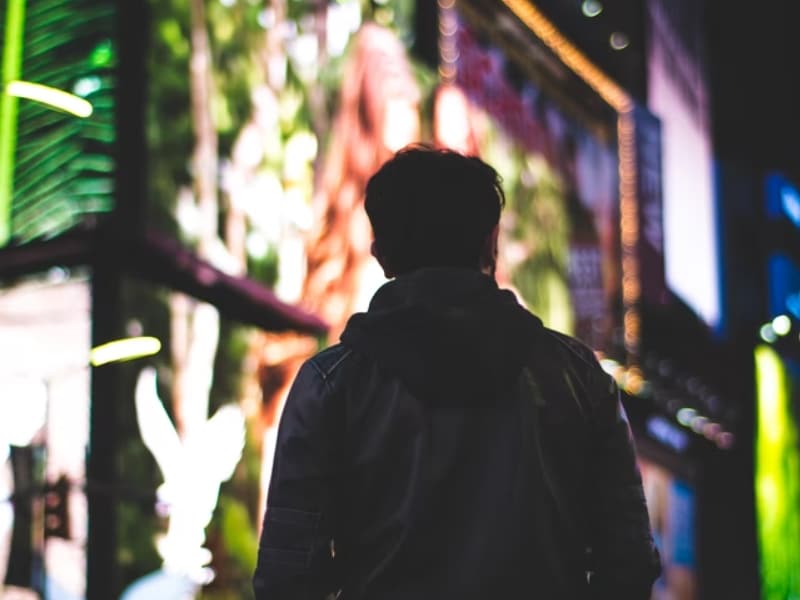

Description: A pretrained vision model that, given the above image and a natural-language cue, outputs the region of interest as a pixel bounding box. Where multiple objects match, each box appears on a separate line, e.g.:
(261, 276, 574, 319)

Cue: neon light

(754, 345, 800, 599)
(90, 336, 161, 366)
(0, 0, 26, 246)
(5, 81, 93, 118)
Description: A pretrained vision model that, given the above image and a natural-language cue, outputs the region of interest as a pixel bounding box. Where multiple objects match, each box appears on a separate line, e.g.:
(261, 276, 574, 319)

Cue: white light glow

(288, 33, 319, 81)
(257, 8, 274, 29)
(135, 368, 244, 580)
(772, 315, 792, 336)
(609, 32, 629, 50)
(676, 407, 697, 427)
(760, 324, 778, 343)
(0, 378, 47, 446)
(73, 76, 102, 98)
(246, 231, 269, 259)
(581, 0, 603, 18)
(6, 80, 93, 117)
(647, 3, 719, 328)
(383, 98, 420, 152)
(283, 130, 318, 181)
(599, 358, 621, 374)
(327, 2, 359, 57)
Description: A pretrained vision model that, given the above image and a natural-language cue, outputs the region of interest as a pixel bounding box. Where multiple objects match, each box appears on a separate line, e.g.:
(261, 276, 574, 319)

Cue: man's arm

(253, 359, 339, 600)
(587, 370, 661, 599)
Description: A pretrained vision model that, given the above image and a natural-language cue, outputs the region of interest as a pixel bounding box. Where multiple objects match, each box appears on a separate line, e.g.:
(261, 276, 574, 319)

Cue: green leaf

(217, 496, 258, 574)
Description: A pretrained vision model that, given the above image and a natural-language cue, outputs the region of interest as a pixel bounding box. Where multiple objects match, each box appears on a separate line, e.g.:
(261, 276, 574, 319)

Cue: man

(254, 147, 661, 599)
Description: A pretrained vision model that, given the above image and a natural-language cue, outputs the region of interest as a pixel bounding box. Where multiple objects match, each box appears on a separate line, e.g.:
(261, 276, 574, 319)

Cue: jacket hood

(340, 268, 544, 405)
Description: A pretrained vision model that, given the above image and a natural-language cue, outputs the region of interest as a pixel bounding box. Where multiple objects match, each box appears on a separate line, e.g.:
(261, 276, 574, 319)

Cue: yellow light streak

(5, 80, 93, 118)
(500, 0, 633, 113)
(618, 110, 640, 356)
(90, 337, 161, 367)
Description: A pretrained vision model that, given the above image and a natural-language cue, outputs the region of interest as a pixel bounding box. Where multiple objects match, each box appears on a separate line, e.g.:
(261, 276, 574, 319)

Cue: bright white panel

(647, 1, 720, 328)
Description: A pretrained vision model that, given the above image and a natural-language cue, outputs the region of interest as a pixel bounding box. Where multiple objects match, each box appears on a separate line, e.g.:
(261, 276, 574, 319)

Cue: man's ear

(371, 241, 395, 278)
(480, 225, 499, 277)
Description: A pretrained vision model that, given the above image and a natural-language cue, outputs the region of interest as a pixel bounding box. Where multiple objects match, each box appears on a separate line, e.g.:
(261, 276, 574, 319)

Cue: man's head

(364, 146, 505, 277)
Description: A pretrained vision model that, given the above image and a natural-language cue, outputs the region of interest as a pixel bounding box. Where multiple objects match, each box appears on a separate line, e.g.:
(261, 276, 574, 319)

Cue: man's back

(254, 268, 660, 599)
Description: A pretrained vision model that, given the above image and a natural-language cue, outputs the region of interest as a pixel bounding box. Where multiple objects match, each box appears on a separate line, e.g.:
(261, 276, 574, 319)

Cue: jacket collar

(368, 267, 498, 312)
(341, 267, 543, 405)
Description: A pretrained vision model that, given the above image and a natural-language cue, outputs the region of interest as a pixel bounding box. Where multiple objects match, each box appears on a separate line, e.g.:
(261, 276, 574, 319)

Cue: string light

(617, 111, 640, 357)
(599, 357, 734, 449)
(438, 0, 459, 84)
(500, 0, 633, 112)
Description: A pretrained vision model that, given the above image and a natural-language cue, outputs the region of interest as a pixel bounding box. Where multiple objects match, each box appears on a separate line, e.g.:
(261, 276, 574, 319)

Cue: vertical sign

(634, 104, 668, 306)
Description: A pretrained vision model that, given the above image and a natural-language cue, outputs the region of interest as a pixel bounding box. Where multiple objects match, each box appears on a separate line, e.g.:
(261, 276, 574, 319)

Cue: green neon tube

(0, 0, 26, 246)
(755, 345, 800, 599)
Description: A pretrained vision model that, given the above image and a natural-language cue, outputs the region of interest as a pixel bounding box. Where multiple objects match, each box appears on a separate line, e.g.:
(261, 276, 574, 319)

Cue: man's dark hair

(364, 145, 505, 275)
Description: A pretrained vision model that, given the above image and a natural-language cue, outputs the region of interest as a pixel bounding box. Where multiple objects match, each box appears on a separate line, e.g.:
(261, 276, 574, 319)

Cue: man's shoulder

(306, 343, 356, 383)
(540, 327, 600, 369)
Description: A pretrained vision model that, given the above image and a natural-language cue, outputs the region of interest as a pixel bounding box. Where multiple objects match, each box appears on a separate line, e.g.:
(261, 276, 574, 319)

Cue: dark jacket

(254, 268, 660, 599)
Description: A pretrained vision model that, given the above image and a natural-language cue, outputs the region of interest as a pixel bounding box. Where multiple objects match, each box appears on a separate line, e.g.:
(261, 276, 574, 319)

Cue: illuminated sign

(646, 0, 719, 328)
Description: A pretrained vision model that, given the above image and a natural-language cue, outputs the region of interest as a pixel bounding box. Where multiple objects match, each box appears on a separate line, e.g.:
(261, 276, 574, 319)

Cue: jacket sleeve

(253, 359, 340, 600)
(586, 368, 662, 599)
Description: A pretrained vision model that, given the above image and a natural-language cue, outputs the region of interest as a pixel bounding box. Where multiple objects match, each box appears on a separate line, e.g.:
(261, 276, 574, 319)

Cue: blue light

(647, 415, 690, 452)
(781, 185, 800, 228)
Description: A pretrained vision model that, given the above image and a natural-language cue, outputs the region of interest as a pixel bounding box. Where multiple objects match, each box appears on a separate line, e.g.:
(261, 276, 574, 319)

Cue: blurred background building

(0, 0, 797, 598)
